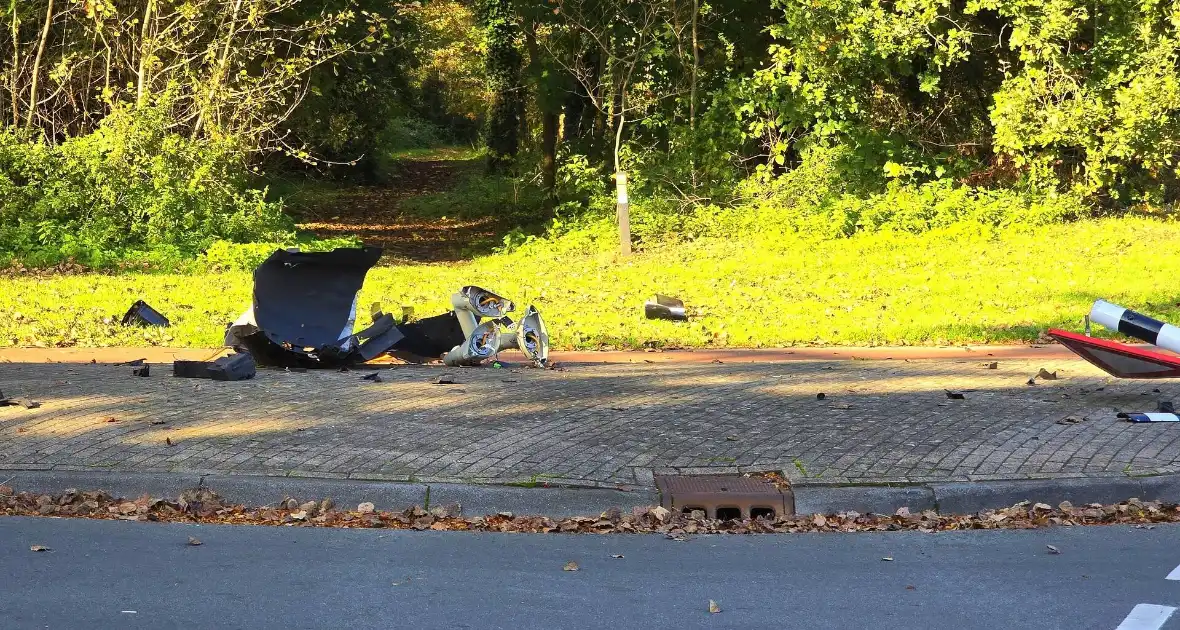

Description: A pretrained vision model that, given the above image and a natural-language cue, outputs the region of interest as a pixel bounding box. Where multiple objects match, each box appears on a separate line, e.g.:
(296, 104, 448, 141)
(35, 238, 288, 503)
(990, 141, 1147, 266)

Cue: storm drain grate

(655, 474, 794, 520)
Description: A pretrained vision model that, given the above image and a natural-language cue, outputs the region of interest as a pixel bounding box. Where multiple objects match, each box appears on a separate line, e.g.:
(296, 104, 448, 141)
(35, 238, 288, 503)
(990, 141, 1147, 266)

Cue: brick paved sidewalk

(1, 354, 1178, 489)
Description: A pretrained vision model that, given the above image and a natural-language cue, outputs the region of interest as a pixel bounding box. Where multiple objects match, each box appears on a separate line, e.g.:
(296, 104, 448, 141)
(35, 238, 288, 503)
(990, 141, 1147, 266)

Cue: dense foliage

(2, 0, 1179, 267)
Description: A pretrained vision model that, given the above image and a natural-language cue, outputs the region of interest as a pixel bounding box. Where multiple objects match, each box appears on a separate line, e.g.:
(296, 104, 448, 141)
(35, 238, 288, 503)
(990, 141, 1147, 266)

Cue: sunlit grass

(0, 216, 1175, 349)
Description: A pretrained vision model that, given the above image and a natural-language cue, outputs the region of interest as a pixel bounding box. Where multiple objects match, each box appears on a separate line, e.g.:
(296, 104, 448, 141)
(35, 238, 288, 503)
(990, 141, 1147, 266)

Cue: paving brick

(0, 360, 1177, 487)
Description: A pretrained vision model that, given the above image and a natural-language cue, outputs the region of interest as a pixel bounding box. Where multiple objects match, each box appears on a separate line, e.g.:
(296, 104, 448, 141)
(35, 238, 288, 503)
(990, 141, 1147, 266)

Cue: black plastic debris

(173, 353, 256, 381)
(0, 390, 40, 409)
(1160, 401, 1176, 414)
(122, 301, 170, 327)
(224, 247, 405, 368)
(117, 358, 147, 367)
(945, 390, 966, 400)
(132, 365, 150, 377)
(392, 312, 466, 360)
(644, 295, 687, 321)
(362, 372, 383, 383)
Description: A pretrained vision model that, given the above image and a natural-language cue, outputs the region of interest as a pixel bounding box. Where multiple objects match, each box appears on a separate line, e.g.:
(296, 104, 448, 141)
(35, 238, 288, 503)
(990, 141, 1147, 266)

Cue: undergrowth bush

(0, 106, 292, 268)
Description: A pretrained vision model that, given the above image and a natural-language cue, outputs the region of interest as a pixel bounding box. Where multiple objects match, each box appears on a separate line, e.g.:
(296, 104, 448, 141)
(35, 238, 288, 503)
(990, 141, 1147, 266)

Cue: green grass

(1, 216, 1178, 349)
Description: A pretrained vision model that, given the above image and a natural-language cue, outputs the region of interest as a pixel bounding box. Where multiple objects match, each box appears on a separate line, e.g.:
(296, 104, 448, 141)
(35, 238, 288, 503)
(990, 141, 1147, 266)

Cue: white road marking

(1116, 604, 1176, 630)
(1167, 563, 1180, 581)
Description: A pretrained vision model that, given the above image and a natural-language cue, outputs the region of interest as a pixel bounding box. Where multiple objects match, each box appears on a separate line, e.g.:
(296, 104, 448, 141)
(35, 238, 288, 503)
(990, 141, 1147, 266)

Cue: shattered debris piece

(132, 365, 150, 378)
(0, 390, 40, 409)
(173, 353, 256, 382)
(945, 390, 966, 400)
(224, 247, 402, 369)
(1026, 378, 1037, 386)
(434, 375, 456, 385)
(362, 372, 384, 383)
(816, 393, 826, 400)
(983, 362, 998, 369)
(117, 358, 147, 367)
(1159, 401, 1175, 414)
(1036, 368, 1058, 381)
(1056, 415, 1085, 425)
(121, 300, 170, 327)
(644, 294, 688, 321)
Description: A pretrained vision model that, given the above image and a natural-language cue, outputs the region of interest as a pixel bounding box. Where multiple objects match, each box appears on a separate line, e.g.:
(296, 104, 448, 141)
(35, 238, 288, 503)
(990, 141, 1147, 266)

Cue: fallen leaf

(1046, 545, 1061, 554)
(187, 536, 202, 546)
(1037, 369, 1058, 380)
(362, 372, 383, 383)
(104, 417, 118, 423)
(1056, 415, 1084, 425)
(165, 437, 173, 446)
(832, 403, 852, 410)
(708, 600, 721, 614)
(149, 419, 166, 425)
(563, 561, 579, 572)
(1026, 378, 1037, 386)
(29, 545, 49, 552)
(905, 585, 916, 591)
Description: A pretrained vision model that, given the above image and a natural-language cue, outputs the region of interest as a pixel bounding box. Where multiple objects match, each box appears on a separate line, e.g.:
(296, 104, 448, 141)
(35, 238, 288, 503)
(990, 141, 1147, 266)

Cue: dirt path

(293, 152, 501, 264)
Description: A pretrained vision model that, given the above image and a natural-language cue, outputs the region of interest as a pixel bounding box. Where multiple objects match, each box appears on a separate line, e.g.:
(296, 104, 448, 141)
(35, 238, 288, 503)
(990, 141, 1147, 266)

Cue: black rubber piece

(122, 301, 170, 327)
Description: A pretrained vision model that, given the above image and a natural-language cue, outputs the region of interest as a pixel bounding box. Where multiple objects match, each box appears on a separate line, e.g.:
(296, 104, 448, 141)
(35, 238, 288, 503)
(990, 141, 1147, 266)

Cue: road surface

(1, 517, 1178, 629)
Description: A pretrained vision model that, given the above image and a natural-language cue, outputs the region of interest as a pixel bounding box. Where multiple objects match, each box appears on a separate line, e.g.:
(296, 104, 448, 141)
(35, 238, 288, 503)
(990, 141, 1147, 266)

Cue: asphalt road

(1, 517, 1179, 630)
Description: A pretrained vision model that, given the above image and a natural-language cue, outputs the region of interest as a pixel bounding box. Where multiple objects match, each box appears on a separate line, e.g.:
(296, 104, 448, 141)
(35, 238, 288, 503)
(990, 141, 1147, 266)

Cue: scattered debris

(816, 393, 826, 400)
(1026, 378, 1037, 386)
(1056, 415, 1086, 425)
(562, 561, 580, 572)
(945, 390, 966, 400)
(362, 372, 384, 383)
(644, 295, 688, 321)
(132, 365, 150, 378)
(173, 353, 256, 381)
(1037, 369, 1058, 381)
(165, 437, 173, 447)
(149, 419, 166, 426)
(434, 375, 456, 385)
(708, 600, 721, 614)
(1159, 401, 1175, 414)
(121, 301, 170, 327)
(832, 403, 853, 410)
(116, 358, 147, 367)
(611, 554, 624, 559)
(983, 362, 998, 369)
(905, 585, 916, 591)
(1046, 544, 1061, 554)
(29, 545, 49, 552)
(881, 557, 894, 562)
(104, 417, 118, 423)
(187, 536, 202, 546)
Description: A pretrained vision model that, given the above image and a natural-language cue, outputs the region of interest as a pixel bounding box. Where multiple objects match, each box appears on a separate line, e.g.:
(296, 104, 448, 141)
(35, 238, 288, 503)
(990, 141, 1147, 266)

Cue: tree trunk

(25, 0, 53, 130)
(9, 0, 21, 127)
(136, 0, 156, 108)
(480, 0, 523, 172)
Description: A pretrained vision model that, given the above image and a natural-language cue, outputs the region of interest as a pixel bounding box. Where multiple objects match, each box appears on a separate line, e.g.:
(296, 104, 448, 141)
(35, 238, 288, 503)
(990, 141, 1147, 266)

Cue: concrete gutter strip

(3, 470, 1179, 518)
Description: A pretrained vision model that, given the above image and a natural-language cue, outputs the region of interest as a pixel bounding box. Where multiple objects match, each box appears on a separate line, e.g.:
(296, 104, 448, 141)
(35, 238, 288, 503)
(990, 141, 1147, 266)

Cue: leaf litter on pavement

(3, 487, 1180, 535)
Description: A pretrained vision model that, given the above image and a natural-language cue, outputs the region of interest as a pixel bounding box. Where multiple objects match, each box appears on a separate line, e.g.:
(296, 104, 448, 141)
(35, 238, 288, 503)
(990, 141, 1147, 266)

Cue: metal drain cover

(655, 474, 793, 519)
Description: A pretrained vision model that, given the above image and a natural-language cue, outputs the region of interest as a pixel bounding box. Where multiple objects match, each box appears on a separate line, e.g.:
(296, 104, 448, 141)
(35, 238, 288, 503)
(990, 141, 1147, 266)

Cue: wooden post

(616, 171, 632, 256)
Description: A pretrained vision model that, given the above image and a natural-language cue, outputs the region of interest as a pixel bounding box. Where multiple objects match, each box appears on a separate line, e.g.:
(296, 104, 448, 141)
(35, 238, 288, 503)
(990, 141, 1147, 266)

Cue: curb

(3, 469, 1178, 518)
(0, 470, 658, 519)
(792, 474, 1180, 515)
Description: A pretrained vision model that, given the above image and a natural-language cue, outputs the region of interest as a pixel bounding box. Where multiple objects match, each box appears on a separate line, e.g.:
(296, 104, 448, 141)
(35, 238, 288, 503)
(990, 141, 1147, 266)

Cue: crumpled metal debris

(122, 300, 170, 327)
(224, 247, 404, 368)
